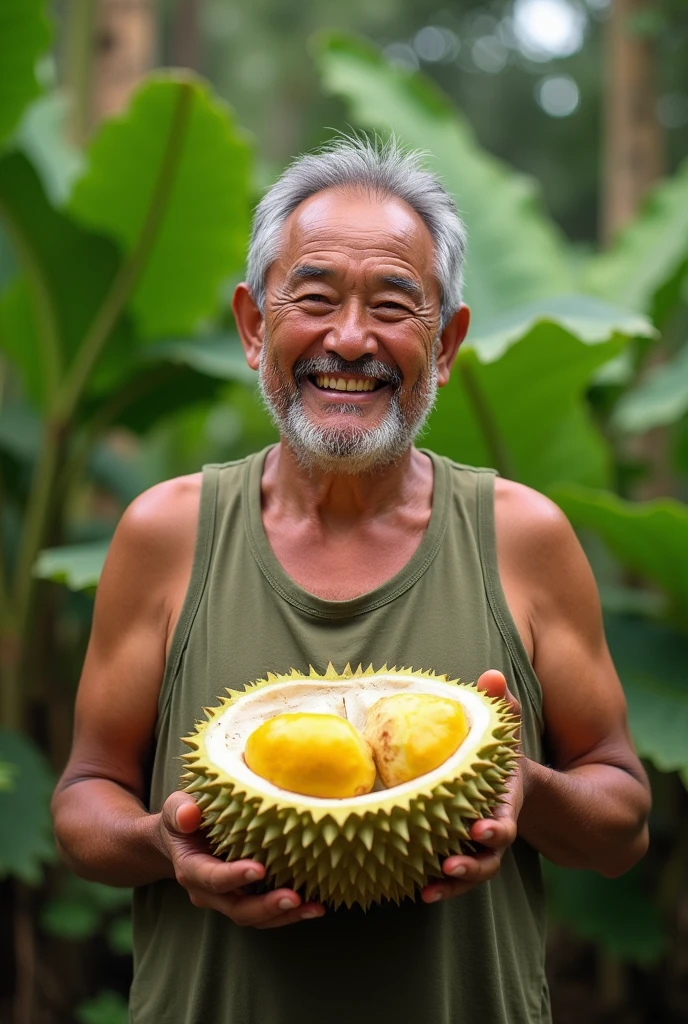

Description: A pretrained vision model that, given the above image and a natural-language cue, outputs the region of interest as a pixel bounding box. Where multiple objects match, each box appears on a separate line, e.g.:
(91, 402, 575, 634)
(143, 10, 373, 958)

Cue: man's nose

(322, 303, 378, 360)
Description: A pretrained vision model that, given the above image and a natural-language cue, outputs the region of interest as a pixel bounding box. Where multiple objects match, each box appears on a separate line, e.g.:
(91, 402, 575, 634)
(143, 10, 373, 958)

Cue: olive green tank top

(130, 447, 551, 1024)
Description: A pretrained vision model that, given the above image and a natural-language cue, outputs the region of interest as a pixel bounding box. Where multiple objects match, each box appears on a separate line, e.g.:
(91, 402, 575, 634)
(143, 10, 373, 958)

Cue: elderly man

(52, 138, 650, 1024)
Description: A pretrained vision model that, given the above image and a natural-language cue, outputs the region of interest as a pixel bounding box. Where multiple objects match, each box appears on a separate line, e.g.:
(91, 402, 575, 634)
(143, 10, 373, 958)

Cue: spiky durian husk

(181, 664, 519, 910)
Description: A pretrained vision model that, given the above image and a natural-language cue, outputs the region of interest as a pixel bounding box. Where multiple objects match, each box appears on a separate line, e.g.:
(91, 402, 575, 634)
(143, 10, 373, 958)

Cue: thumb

(162, 791, 202, 837)
(476, 669, 521, 717)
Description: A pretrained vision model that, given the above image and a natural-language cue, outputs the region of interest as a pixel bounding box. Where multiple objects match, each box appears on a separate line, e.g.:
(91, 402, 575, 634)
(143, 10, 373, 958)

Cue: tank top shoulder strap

(158, 455, 251, 718)
(472, 466, 544, 727)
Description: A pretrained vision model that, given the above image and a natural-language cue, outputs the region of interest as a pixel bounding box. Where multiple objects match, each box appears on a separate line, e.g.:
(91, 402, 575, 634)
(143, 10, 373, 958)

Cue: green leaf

(0, 150, 125, 409)
(315, 32, 573, 328)
(107, 914, 133, 955)
(585, 157, 688, 323)
(0, 760, 18, 792)
(0, 402, 42, 464)
(552, 485, 688, 618)
(0, 0, 52, 145)
(545, 863, 665, 964)
(145, 334, 256, 384)
(14, 90, 85, 206)
(425, 298, 643, 490)
(34, 540, 110, 592)
(612, 341, 688, 433)
(76, 991, 128, 1024)
(0, 729, 55, 884)
(604, 614, 688, 778)
(41, 899, 101, 940)
(69, 74, 252, 339)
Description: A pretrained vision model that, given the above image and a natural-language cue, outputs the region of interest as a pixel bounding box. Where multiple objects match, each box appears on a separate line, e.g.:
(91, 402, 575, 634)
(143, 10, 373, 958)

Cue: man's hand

(421, 669, 523, 904)
(159, 792, 325, 928)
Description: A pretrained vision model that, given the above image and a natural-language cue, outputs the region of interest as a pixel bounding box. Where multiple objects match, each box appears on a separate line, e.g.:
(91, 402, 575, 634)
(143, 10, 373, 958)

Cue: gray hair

(246, 136, 467, 330)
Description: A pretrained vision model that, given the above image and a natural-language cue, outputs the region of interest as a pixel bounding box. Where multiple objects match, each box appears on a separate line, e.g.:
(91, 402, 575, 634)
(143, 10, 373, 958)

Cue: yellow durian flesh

(245, 712, 376, 798)
(364, 693, 469, 788)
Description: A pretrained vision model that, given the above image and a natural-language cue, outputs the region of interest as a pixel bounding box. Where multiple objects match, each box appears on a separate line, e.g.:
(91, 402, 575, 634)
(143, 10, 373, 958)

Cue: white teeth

(314, 376, 377, 392)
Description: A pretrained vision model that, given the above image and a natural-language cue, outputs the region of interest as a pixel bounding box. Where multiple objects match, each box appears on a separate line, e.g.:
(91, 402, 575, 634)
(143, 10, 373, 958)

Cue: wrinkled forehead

(277, 187, 438, 277)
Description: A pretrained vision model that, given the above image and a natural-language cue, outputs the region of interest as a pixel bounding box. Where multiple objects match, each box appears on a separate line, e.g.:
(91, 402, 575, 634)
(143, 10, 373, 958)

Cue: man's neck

(261, 442, 433, 527)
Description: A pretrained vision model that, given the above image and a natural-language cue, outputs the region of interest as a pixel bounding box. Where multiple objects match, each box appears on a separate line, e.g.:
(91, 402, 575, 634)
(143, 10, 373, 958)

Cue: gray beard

(258, 349, 438, 475)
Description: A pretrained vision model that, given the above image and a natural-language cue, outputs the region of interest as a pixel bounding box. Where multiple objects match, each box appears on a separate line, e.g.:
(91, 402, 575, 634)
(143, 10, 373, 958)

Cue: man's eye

(299, 294, 330, 303)
(377, 301, 408, 311)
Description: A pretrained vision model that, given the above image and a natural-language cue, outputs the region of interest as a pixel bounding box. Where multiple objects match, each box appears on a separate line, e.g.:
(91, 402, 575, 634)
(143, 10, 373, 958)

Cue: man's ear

(232, 283, 265, 371)
(435, 304, 470, 387)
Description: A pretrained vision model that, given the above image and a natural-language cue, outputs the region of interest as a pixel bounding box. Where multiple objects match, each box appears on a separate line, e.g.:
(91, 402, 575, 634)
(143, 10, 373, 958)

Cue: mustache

(293, 356, 402, 387)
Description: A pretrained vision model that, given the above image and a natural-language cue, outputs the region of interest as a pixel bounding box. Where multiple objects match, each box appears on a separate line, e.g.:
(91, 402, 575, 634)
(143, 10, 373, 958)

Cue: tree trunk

(170, 0, 203, 72)
(92, 0, 157, 125)
(63, 0, 157, 141)
(602, 0, 664, 243)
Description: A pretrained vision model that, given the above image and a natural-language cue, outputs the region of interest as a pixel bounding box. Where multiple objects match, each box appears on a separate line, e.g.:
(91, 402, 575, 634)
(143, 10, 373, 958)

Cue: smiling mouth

(311, 375, 384, 393)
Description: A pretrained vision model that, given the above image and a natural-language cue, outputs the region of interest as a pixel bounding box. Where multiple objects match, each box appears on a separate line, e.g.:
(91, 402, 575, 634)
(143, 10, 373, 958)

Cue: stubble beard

(258, 343, 439, 475)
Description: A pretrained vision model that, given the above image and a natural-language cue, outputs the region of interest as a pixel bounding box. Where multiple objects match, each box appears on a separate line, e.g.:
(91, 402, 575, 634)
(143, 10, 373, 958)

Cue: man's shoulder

(107, 474, 203, 572)
(494, 477, 580, 572)
(125, 473, 203, 532)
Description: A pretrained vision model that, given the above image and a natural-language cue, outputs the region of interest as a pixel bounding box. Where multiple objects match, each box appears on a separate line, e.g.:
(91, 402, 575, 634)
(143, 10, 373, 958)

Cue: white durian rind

(181, 664, 519, 910)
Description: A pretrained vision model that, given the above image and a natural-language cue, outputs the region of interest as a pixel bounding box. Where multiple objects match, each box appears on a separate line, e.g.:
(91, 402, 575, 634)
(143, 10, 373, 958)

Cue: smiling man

(52, 138, 650, 1024)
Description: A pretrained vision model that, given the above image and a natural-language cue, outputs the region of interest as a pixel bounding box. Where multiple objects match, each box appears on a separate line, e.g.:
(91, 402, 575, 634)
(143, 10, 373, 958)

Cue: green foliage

(545, 863, 665, 964)
(612, 340, 688, 433)
(0, 0, 52, 145)
(0, 729, 55, 883)
(425, 298, 651, 491)
(0, 150, 124, 409)
(585, 157, 688, 327)
(34, 540, 110, 592)
(42, 876, 132, 948)
(69, 75, 252, 339)
(14, 91, 85, 206)
(604, 614, 688, 782)
(552, 485, 688, 619)
(75, 991, 128, 1024)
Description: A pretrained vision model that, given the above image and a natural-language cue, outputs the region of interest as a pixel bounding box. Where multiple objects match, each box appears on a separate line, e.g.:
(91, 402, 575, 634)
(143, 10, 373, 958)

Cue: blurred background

(1, 0, 687, 1021)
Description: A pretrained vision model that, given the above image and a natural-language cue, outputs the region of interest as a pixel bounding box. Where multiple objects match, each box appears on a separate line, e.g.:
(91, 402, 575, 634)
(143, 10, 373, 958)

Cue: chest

(263, 519, 428, 601)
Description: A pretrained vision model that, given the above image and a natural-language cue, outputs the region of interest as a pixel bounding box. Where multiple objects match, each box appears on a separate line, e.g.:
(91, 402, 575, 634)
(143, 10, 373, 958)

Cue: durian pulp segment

(204, 674, 492, 808)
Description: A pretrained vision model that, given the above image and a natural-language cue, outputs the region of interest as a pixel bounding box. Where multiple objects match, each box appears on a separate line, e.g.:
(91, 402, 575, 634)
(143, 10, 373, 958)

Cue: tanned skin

(52, 189, 650, 928)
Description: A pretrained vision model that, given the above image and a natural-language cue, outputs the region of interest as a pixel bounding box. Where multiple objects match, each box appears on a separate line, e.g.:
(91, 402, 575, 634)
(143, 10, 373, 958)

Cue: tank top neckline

(243, 445, 450, 620)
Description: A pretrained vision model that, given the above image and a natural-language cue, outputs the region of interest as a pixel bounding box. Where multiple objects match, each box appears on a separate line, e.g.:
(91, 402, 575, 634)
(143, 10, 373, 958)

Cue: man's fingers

(421, 850, 502, 902)
(469, 815, 516, 847)
(204, 888, 325, 929)
(176, 855, 266, 896)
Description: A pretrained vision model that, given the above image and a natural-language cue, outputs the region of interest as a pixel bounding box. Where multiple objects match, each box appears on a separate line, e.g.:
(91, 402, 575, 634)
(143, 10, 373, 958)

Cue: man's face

(258, 188, 445, 474)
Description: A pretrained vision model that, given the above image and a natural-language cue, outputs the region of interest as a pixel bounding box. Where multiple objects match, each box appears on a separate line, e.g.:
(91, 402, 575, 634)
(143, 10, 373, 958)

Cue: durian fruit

(181, 664, 519, 910)
(364, 693, 469, 788)
(244, 712, 376, 798)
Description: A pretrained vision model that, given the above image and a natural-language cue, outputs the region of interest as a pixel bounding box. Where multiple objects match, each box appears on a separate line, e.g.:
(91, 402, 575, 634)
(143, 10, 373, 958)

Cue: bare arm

(423, 484, 650, 903)
(51, 476, 199, 885)
(52, 478, 324, 926)
(507, 486, 650, 875)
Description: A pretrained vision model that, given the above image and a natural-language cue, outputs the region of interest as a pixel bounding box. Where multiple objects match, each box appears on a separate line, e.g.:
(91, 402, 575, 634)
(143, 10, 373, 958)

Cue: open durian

(181, 664, 519, 910)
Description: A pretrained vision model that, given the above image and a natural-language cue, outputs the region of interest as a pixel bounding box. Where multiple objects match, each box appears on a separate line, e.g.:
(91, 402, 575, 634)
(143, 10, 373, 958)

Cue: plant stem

(8, 83, 194, 706)
(56, 363, 178, 509)
(11, 421, 66, 682)
(62, 0, 97, 143)
(54, 82, 194, 423)
(0, 195, 63, 404)
(458, 356, 515, 478)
